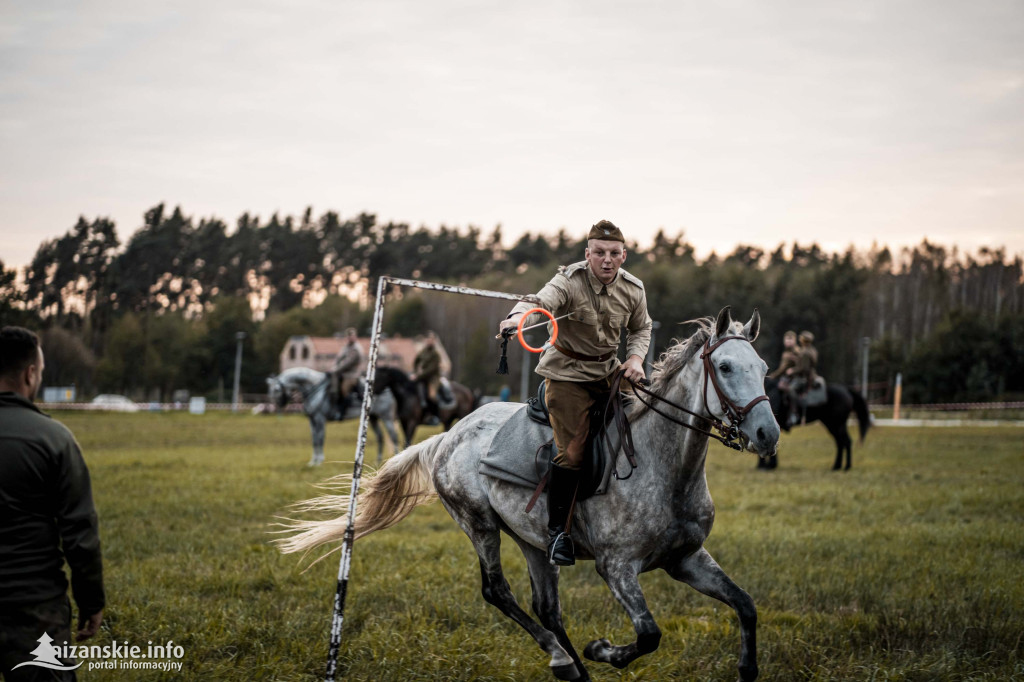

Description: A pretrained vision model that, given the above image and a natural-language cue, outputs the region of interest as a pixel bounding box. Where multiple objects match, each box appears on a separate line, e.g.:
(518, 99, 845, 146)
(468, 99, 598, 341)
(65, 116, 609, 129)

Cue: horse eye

(719, 363, 731, 374)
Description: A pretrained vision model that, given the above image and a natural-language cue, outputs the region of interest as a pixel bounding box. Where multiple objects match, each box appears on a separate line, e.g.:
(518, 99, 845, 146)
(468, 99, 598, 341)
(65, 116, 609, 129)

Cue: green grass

(53, 410, 1024, 681)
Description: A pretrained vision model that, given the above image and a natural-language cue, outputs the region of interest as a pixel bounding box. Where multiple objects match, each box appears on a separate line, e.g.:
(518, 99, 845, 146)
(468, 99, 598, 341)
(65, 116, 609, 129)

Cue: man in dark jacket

(0, 326, 105, 679)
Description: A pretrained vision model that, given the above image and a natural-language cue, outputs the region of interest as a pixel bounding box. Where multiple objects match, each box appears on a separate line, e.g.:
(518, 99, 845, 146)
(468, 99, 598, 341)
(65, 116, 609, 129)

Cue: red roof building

(279, 335, 451, 376)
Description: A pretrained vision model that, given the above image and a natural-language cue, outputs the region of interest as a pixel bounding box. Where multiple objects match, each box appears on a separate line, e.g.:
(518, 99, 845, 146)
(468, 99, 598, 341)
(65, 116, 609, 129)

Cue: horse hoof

(551, 662, 580, 680)
(738, 662, 759, 681)
(583, 638, 614, 664)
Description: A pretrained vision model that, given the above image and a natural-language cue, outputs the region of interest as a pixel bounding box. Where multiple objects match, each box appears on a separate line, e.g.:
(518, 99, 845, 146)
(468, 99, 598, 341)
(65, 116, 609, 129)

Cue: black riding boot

(546, 464, 581, 566)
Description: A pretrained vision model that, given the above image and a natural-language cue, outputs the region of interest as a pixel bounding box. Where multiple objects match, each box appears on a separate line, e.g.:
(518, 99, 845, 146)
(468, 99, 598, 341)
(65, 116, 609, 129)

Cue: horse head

(700, 306, 780, 458)
(266, 375, 288, 409)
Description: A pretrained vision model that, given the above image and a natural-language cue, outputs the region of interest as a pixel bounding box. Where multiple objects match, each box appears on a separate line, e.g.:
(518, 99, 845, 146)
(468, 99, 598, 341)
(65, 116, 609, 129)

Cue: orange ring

(517, 308, 558, 353)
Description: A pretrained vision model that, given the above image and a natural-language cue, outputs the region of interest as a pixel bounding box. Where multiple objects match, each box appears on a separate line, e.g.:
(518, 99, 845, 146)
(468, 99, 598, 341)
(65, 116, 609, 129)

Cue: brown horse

(373, 366, 477, 447)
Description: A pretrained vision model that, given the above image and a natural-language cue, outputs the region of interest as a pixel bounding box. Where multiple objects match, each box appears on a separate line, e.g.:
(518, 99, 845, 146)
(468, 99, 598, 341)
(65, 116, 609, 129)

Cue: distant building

(279, 334, 451, 376)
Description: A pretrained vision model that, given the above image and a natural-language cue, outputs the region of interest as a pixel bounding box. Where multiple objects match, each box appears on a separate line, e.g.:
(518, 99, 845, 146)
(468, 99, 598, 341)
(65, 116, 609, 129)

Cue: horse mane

(630, 317, 714, 419)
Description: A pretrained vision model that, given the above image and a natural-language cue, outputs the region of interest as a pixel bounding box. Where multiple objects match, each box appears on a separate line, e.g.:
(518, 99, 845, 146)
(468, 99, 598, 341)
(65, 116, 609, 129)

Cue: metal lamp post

(232, 331, 246, 412)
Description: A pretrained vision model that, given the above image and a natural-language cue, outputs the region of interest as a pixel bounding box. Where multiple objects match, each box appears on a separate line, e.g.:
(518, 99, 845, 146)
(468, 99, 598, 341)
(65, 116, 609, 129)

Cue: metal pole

(324, 276, 538, 681)
(232, 332, 245, 412)
(860, 336, 870, 397)
(893, 372, 903, 421)
(325, 276, 386, 682)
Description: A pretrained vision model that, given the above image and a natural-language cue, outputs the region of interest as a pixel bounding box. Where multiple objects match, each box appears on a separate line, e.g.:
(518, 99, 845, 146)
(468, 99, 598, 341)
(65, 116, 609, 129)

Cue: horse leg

(471, 531, 581, 680)
(435, 474, 579, 681)
(402, 417, 415, 449)
(824, 420, 850, 471)
(383, 419, 400, 456)
(369, 416, 384, 467)
(583, 557, 662, 669)
(309, 415, 325, 466)
(666, 548, 758, 682)
(514, 538, 591, 682)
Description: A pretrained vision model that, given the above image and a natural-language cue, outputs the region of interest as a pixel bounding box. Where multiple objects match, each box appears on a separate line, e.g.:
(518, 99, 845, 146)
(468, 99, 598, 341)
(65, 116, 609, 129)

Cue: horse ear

(715, 306, 732, 339)
(742, 308, 760, 342)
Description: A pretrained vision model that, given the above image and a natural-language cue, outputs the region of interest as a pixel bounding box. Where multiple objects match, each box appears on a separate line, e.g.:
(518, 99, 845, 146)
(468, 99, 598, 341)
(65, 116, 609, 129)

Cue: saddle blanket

(478, 403, 620, 497)
(805, 378, 828, 407)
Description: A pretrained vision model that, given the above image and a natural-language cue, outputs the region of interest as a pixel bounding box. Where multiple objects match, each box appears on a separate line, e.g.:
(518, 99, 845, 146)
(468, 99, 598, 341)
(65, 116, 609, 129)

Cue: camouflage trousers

(0, 595, 76, 681)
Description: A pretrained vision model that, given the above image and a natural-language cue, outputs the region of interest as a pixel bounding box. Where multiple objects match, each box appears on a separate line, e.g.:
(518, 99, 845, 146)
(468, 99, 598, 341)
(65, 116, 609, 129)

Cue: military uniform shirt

(508, 262, 652, 382)
(333, 341, 365, 376)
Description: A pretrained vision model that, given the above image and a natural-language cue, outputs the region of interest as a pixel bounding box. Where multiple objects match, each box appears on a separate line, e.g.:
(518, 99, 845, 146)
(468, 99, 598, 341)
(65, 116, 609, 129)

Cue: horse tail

(275, 434, 446, 560)
(850, 389, 871, 442)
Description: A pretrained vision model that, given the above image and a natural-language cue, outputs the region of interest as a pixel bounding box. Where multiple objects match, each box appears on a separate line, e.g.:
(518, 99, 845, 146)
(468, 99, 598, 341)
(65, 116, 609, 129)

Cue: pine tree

(28, 632, 62, 665)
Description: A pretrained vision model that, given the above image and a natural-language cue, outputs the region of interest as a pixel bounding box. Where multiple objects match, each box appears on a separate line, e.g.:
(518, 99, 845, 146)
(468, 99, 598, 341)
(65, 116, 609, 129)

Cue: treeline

(1, 204, 1022, 404)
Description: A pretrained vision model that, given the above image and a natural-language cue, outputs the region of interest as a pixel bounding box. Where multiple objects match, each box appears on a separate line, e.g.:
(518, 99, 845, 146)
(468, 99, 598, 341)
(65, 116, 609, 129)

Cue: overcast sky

(2, 0, 1022, 268)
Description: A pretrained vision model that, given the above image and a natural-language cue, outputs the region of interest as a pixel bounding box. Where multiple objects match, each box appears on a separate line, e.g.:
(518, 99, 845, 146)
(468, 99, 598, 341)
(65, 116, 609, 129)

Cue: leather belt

(553, 342, 614, 363)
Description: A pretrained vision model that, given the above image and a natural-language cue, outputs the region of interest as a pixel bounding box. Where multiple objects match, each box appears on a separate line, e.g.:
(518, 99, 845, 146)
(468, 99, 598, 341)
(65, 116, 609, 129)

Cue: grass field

(51, 410, 1023, 681)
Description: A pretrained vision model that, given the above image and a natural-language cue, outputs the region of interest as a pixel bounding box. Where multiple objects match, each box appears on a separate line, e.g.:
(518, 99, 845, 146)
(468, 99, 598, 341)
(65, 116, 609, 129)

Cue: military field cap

(587, 220, 625, 243)
(799, 331, 815, 343)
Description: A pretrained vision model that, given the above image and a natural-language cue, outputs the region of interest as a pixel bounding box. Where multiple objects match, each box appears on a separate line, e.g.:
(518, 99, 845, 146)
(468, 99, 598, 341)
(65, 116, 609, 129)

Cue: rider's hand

(622, 355, 646, 383)
(496, 314, 522, 339)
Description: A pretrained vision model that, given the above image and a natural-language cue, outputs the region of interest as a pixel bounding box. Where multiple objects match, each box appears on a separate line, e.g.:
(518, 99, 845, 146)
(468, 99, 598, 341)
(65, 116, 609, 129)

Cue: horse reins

(619, 335, 769, 457)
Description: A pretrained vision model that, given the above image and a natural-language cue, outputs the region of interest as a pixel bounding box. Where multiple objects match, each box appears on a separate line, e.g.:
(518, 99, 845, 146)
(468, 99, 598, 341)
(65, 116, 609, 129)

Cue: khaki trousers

(545, 374, 630, 470)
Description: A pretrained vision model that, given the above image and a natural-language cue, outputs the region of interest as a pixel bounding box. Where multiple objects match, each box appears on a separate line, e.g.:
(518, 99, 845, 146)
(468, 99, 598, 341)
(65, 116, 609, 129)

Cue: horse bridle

(624, 334, 769, 452)
(700, 335, 770, 434)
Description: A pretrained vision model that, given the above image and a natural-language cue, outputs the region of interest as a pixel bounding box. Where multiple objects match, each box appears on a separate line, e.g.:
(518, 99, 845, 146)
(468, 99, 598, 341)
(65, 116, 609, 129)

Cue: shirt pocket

(568, 308, 599, 327)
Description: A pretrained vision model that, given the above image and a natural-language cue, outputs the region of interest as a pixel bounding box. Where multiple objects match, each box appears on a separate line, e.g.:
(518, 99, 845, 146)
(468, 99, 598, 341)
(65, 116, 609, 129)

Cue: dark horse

(763, 377, 871, 470)
(373, 366, 477, 447)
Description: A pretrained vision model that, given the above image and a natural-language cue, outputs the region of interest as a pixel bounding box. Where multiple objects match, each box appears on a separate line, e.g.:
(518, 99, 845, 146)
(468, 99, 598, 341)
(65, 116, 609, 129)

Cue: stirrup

(547, 531, 575, 566)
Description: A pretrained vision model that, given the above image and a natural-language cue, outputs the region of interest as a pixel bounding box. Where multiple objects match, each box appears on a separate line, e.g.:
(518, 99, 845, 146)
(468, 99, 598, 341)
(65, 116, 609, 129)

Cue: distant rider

(330, 328, 364, 414)
(768, 330, 799, 386)
(498, 220, 652, 566)
(790, 331, 819, 425)
(411, 331, 443, 425)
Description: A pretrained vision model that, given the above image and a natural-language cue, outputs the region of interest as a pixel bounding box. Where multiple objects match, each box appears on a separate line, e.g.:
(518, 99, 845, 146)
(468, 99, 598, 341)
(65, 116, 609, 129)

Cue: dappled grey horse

(279, 308, 779, 680)
(266, 367, 400, 466)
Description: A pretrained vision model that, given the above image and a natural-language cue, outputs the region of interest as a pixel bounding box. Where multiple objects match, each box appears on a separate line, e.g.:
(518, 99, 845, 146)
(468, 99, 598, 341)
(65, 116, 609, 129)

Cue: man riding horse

(769, 330, 801, 426)
(411, 331, 446, 426)
(789, 330, 819, 425)
(329, 328, 364, 416)
(768, 330, 799, 385)
(498, 220, 652, 566)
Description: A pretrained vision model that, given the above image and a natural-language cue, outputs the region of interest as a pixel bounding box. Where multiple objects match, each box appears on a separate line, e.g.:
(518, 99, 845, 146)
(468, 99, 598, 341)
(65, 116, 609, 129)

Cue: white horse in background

(266, 366, 400, 467)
